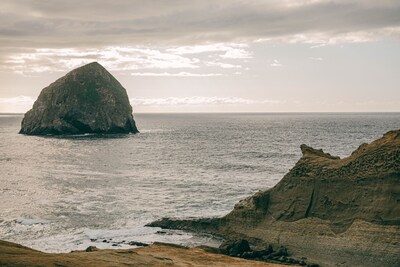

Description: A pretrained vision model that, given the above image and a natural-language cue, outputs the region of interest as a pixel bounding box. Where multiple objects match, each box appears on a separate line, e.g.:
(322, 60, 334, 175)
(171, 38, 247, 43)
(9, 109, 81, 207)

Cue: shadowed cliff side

(19, 62, 138, 135)
(149, 129, 400, 267)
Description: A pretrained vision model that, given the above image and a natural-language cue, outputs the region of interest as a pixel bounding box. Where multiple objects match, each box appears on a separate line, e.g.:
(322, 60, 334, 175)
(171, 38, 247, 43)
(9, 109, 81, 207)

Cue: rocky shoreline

(149, 129, 400, 267)
(0, 240, 289, 267)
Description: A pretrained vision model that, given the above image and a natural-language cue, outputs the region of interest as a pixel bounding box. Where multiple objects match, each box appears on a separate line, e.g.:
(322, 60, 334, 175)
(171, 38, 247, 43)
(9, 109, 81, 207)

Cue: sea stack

(149, 129, 400, 266)
(19, 62, 138, 135)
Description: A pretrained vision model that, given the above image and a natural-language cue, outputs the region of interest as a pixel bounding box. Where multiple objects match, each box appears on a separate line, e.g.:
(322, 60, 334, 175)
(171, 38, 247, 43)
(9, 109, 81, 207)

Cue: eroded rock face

(150, 130, 400, 266)
(229, 130, 400, 231)
(19, 62, 138, 135)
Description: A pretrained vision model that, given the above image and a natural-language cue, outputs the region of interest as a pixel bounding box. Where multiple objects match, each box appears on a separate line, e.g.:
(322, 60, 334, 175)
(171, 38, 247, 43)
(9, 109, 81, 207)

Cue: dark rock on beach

(128, 241, 149, 247)
(149, 129, 400, 267)
(85, 246, 98, 252)
(19, 62, 138, 135)
(215, 239, 313, 266)
(219, 239, 251, 256)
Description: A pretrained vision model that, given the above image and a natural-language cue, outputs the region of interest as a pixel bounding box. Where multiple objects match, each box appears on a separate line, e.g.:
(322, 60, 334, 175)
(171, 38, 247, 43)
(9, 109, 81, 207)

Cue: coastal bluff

(19, 62, 138, 135)
(149, 129, 400, 267)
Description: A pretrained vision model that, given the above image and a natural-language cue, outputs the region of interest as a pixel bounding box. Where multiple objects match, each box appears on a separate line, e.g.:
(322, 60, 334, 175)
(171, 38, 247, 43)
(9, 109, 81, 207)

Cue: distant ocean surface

(1, 113, 399, 252)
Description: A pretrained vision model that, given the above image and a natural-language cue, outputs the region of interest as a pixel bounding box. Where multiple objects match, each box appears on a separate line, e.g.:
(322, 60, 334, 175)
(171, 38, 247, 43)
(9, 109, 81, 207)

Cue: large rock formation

(19, 62, 138, 135)
(149, 129, 400, 266)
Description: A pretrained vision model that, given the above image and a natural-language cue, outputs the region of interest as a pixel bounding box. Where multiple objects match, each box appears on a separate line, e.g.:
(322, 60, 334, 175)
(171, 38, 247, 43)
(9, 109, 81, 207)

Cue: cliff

(19, 62, 138, 135)
(149, 129, 400, 266)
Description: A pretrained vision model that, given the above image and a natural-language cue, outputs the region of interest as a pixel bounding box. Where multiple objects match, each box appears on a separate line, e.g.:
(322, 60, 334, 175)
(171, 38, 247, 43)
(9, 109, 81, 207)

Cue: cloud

(204, 61, 242, 69)
(131, 72, 223, 77)
(0, 95, 35, 113)
(167, 43, 248, 54)
(255, 28, 400, 47)
(130, 96, 282, 106)
(309, 57, 323, 61)
(0, 95, 35, 105)
(1, 1, 399, 76)
(1, 46, 204, 74)
(220, 49, 253, 59)
(270, 59, 283, 67)
(1, 44, 251, 75)
(167, 43, 253, 59)
(1, 0, 399, 49)
(0, 95, 282, 113)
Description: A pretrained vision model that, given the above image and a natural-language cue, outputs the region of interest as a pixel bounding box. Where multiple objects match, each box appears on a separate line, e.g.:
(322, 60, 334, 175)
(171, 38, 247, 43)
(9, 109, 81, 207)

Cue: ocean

(0, 113, 399, 252)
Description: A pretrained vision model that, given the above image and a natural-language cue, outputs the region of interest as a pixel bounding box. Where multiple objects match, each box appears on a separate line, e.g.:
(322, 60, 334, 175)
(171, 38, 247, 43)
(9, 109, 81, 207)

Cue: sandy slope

(0, 240, 288, 267)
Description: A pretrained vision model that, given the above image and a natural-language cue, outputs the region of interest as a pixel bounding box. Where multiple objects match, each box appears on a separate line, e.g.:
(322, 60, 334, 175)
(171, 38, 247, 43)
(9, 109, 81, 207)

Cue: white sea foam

(15, 218, 50, 225)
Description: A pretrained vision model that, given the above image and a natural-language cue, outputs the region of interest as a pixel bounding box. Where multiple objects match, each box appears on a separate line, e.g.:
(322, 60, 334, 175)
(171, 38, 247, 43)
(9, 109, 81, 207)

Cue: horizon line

(2, 111, 400, 116)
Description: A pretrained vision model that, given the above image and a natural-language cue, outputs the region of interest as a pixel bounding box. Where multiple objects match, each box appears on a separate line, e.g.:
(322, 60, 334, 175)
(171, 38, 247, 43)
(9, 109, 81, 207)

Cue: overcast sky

(0, 0, 399, 113)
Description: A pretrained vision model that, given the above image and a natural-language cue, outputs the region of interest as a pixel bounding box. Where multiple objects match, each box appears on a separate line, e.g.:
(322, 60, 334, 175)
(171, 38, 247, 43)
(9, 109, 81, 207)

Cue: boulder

(19, 62, 138, 135)
(128, 241, 149, 247)
(85, 246, 98, 252)
(219, 239, 250, 257)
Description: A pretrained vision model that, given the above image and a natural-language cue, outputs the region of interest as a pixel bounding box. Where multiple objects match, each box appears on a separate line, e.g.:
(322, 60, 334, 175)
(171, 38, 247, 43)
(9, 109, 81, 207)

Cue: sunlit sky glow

(0, 0, 399, 113)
